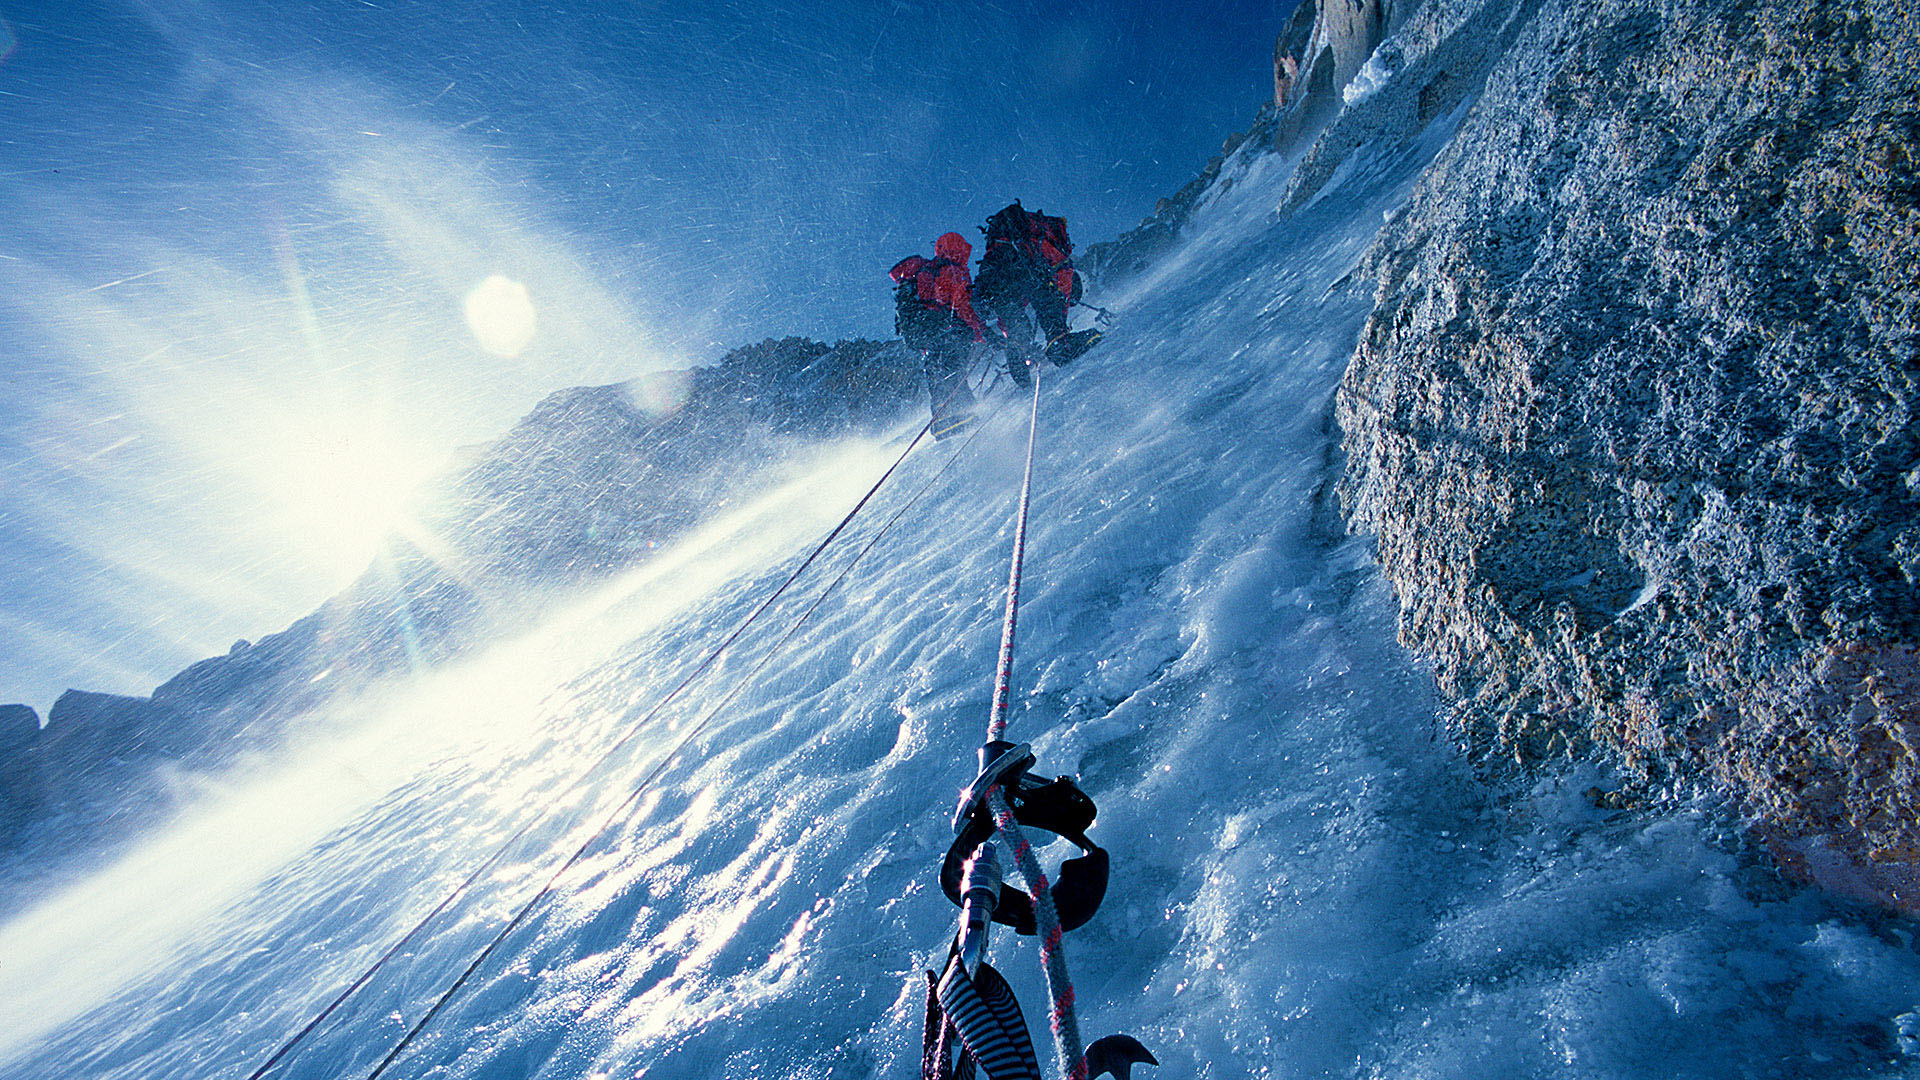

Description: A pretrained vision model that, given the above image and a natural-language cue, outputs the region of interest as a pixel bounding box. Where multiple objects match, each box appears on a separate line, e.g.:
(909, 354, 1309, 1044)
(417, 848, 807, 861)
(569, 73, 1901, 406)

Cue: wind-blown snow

(1343, 43, 1403, 106)
(4, 98, 1918, 1080)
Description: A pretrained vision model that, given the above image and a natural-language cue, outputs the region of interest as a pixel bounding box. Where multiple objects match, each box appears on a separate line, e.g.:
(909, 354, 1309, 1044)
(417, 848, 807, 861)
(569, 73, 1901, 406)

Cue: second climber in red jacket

(890, 231, 990, 440)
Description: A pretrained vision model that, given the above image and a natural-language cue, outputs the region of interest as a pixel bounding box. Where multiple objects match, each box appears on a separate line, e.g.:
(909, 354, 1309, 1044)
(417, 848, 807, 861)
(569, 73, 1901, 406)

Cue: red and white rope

(979, 364, 1088, 1080)
(986, 364, 1042, 744)
(988, 785, 1087, 1080)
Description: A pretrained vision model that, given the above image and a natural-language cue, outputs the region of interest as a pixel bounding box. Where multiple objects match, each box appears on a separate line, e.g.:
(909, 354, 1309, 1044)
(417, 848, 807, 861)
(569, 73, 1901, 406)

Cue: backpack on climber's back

(982, 201, 1079, 301)
(891, 254, 947, 338)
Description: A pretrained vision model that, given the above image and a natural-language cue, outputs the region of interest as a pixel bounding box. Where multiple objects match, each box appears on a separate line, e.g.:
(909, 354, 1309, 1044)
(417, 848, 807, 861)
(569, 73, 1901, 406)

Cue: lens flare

(627, 367, 694, 417)
(464, 274, 537, 357)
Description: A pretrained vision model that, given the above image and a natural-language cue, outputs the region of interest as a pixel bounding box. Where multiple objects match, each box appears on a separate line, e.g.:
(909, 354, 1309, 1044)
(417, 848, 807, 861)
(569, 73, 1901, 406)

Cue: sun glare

(464, 274, 537, 357)
(270, 422, 442, 586)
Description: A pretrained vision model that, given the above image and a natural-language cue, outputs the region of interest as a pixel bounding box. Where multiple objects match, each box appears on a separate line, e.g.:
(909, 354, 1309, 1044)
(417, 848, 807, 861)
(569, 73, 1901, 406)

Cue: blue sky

(0, 0, 1288, 710)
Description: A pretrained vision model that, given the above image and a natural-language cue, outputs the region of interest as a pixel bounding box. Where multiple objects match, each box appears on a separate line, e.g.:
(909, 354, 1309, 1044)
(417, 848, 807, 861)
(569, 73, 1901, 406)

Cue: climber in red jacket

(890, 231, 990, 439)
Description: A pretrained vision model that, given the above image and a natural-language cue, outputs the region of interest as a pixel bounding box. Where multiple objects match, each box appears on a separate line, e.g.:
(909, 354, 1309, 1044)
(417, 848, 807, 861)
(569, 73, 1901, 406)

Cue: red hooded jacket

(893, 232, 987, 341)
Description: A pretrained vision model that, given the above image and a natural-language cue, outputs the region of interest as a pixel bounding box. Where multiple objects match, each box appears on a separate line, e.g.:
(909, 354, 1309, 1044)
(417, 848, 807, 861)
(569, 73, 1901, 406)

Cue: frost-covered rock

(1093, 0, 1452, 280)
(1336, 0, 1920, 909)
(1342, 42, 1403, 105)
(1275, 0, 1537, 217)
(1272, 0, 1401, 151)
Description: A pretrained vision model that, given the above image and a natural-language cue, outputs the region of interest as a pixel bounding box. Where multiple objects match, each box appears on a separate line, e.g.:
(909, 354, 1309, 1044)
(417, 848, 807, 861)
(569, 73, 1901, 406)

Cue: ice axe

(1073, 299, 1116, 327)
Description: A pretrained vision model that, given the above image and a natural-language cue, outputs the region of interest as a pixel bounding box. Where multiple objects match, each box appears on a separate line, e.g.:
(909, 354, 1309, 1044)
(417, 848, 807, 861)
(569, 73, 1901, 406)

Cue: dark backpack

(982, 203, 1068, 265)
(890, 254, 954, 306)
(983, 202, 1077, 299)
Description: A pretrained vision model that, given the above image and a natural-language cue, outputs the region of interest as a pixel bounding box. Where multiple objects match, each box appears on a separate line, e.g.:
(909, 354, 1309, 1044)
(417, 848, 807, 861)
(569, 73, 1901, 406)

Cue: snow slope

(4, 75, 1919, 1080)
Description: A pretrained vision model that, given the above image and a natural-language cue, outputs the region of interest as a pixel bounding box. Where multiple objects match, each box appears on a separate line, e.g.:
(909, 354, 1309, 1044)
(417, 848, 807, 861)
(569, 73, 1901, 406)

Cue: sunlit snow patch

(0, 425, 923, 1069)
(0, 716, 454, 1065)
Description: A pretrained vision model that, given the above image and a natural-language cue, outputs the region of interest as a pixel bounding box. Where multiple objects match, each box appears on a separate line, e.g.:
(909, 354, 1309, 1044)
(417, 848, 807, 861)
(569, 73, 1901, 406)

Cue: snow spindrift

(233, 346, 1155, 1080)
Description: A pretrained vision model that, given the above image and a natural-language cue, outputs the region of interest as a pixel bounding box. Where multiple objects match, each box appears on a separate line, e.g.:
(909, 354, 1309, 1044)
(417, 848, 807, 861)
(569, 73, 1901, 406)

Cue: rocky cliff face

(420, 336, 918, 588)
(1272, 0, 1397, 149)
(1334, 0, 1920, 907)
(1016, 0, 1917, 915)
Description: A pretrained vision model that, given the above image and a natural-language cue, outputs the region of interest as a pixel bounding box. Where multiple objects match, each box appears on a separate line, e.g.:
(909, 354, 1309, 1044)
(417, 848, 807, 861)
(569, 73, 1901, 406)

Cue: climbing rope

(987, 365, 1042, 745)
(239, 343, 1148, 1080)
(983, 368, 1087, 1079)
(246, 402, 958, 1080)
(358, 408, 988, 1080)
(987, 787, 1087, 1080)
(923, 359, 1155, 1080)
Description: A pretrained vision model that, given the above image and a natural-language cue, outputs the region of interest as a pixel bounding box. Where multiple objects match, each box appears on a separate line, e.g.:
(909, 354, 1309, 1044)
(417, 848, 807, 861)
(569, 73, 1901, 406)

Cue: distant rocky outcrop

(1272, 1, 1314, 110)
(1334, 0, 1920, 908)
(0, 704, 43, 828)
(1273, 0, 1525, 218)
(1272, 0, 1395, 151)
(418, 336, 919, 588)
(1085, 0, 1409, 284)
(0, 336, 919, 855)
(1080, 118, 1276, 284)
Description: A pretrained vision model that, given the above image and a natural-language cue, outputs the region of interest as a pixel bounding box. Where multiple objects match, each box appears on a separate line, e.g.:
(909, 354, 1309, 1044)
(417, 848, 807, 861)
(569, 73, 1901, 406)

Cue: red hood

(934, 232, 972, 263)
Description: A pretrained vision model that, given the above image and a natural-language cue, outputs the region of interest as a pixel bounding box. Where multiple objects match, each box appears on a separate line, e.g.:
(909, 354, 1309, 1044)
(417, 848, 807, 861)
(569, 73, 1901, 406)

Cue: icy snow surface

(4, 117, 1919, 1080)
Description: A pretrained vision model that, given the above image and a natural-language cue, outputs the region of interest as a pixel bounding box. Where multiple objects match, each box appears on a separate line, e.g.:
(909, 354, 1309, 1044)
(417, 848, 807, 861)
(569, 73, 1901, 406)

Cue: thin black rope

(244, 415, 935, 1080)
(360, 413, 985, 1080)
